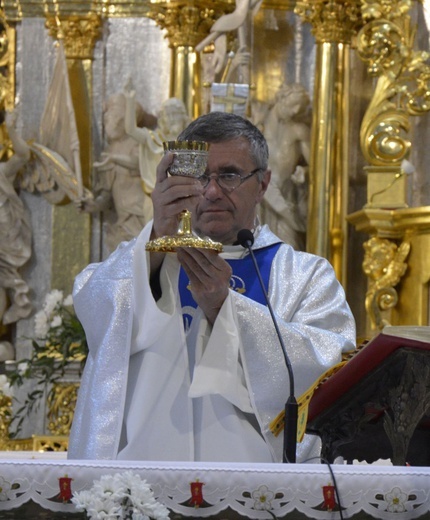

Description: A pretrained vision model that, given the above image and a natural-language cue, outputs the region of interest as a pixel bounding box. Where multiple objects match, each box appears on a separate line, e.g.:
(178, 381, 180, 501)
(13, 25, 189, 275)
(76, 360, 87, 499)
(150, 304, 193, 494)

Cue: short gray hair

(178, 112, 269, 178)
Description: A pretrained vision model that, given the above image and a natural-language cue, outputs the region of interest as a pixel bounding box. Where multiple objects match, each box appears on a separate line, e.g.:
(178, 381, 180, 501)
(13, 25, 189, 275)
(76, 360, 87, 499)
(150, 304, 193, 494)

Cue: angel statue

(123, 78, 191, 194)
(258, 83, 311, 251)
(75, 93, 156, 252)
(0, 106, 90, 334)
(0, 110, 32, 337)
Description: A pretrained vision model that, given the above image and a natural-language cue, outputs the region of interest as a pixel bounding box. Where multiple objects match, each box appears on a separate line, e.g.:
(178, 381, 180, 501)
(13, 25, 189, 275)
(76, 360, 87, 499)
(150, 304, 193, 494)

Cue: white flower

(17, 361, 30, 375)
(385, 486, 408, 513)
(251, 484, 275, 511)
(0, 374, 13, 397)
(50, 315, 63, 328)
(44, 289, 64, 316)
(34, 290, 67, 337)
(63, 294, 74, 306)
(72, 472, 170, 520)
(72, 490, 120, 519)
(34, 309, 49, 337)
(0, 476, 13, 501)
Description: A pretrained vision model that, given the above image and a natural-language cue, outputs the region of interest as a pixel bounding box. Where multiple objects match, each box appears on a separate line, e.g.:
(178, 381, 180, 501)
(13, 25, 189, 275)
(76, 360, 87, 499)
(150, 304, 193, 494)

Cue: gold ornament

(146, 209, 223, 253)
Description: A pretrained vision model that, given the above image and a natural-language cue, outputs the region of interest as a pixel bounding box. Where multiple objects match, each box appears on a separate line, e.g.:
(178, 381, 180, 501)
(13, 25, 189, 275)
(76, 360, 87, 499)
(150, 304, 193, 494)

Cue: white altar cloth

(0, 459, 429, 519)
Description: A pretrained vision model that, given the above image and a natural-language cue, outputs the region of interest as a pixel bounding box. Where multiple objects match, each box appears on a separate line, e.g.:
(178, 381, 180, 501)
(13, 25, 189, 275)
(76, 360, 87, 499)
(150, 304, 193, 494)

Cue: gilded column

(44, 14, 102, 293)
(295, 0, 362, 285)
(146, 1, 234, 119)
(0, 12, 15, 116)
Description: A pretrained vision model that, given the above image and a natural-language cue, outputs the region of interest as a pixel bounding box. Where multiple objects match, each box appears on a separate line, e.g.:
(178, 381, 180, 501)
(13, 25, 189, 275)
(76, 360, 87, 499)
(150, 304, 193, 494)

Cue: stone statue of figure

(196, 0, 263, 84)
(76, 93, 155, 253)
(124, 79, 191, 193)
(259, 83, 311, 250)
(0, 110, 32, 336)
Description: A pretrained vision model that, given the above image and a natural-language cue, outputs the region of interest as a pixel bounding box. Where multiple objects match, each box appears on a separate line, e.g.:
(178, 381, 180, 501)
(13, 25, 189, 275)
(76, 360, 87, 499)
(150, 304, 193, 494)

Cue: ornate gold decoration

(357, 0, 430, 208)
(45, 13, 102, 59)
(0, 393, 55, 451)
(1, 1, 228, 21)
(146, 209, 223, 253)
(164, 140, 209, 176)
(348, 206, 430, 330)
(362, 236, 410, 330)
(146, 1, 234, 48)
(32, 434, 68, 451)
(295, 0, 362, 43)
(0, 13, 14, 115)
(0, 391, 12, 448)
(47, 382, 79, 436)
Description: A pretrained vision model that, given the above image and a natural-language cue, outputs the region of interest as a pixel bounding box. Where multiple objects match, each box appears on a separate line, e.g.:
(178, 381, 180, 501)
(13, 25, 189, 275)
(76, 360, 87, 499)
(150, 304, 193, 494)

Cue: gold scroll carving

(357, 0, 430, 208)
(349, 0, 430, 333)
(47, 382, 79, 436)
(363, 236, 410, 330)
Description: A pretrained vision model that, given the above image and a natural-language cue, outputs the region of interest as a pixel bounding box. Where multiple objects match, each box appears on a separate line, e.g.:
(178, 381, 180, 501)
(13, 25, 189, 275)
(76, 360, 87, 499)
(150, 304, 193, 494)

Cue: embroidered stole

(179, 243, 282, 330)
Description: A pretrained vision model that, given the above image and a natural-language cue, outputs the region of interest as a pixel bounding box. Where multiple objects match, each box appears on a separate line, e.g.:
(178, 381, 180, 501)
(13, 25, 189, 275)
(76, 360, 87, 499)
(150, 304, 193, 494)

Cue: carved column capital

(146, 1, 234, 48)
(295, 0, 363, 44)
(45, 13, 102, 59)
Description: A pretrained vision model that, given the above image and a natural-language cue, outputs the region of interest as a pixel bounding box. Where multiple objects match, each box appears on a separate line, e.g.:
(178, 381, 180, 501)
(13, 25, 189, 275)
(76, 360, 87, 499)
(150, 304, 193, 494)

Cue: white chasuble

(117, 249, 273, 462)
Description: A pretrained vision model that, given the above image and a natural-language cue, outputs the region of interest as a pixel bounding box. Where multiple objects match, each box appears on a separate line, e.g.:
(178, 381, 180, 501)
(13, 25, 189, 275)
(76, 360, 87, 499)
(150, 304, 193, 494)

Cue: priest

(68, 111, 356, 463)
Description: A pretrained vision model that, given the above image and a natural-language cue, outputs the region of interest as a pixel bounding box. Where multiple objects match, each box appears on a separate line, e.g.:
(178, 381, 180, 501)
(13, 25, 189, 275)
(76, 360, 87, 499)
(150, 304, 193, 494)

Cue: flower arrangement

(72, 471, 170, 520)
(7, 289, 88, 436)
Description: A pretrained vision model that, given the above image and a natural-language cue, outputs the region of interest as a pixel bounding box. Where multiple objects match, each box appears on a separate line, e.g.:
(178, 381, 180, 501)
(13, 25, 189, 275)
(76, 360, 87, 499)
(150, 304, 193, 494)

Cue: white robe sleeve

(188, 293, 253, 413)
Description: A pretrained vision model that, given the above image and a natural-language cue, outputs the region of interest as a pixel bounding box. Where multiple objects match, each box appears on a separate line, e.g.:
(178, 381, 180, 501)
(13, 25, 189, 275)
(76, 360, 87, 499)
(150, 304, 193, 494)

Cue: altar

(0, 457, 430, 519)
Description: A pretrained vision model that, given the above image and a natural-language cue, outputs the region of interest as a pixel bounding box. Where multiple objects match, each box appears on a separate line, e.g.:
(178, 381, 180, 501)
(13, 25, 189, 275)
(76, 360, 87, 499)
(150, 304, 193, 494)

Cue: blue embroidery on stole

(179, 243, 282, 330)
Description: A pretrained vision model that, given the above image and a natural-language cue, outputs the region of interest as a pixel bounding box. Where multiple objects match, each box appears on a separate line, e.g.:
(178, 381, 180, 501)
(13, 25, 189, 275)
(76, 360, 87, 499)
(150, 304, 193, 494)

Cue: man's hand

(151, 152, 203, 240)
(149, 152, 204, 282)
(177, 247, 232, 325)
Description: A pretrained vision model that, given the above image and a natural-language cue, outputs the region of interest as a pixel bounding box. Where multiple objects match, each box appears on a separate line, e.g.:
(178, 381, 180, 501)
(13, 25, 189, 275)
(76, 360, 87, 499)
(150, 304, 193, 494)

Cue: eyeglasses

(198, 168, 261, 192)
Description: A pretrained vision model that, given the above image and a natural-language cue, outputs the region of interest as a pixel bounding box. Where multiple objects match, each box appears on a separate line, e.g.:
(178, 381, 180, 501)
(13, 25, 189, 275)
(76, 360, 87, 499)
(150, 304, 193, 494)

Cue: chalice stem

(178, 210, 192, 236)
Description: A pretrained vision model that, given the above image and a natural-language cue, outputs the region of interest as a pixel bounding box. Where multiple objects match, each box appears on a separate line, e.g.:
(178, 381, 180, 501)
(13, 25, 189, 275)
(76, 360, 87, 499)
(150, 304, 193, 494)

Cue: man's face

(192, 138, 270, 245)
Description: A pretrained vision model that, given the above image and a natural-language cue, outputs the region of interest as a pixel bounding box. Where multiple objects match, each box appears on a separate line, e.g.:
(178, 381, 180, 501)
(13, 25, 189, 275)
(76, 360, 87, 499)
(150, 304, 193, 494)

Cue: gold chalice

(145, 141, 223, 253)
(164, 140, 209, 177)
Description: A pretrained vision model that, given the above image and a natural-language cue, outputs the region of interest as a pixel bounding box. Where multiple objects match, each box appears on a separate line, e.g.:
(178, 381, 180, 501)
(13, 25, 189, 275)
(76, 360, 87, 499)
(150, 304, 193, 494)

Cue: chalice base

(145, 210, 223, 253)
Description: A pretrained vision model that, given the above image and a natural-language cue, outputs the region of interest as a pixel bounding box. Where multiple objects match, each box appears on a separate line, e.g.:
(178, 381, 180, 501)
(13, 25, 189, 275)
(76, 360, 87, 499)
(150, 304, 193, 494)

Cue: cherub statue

(123, 79, 191, 193)
(75, 93, 154, 252)
(258, 83, 311, 250)
(0, 110, 32, 334)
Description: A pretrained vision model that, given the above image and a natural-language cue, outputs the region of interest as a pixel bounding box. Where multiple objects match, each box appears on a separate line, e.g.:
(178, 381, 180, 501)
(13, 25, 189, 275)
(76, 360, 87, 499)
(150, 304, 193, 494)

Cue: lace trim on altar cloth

(0, 459, 429, 519)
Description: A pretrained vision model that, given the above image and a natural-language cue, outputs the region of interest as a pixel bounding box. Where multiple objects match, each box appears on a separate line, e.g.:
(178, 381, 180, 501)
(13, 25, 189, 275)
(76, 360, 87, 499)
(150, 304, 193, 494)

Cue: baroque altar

(0, 0, 429, 451)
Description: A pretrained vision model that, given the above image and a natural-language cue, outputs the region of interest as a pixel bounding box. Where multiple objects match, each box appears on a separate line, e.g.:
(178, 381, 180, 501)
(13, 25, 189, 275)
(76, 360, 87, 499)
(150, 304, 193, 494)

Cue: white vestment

(68, 223, 356, 462)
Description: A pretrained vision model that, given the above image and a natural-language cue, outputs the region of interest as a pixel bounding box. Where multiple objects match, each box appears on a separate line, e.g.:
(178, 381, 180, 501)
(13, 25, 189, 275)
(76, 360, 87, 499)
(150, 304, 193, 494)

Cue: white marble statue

(75, 93, 154, 253)
(196, 0, 263, 84)
(0, 111, 32, 335)
(124, 79, 191, 192)
(258, 83, 311, 250)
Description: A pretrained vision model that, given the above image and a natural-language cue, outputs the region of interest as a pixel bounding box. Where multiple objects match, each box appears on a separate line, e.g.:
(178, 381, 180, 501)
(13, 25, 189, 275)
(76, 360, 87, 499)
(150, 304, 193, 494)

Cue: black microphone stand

(239, 231, 298, 463)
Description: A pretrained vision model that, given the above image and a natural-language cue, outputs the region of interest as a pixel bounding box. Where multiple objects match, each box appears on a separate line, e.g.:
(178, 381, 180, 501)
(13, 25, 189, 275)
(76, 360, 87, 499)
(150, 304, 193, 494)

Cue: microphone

(237, 229, 298, 463)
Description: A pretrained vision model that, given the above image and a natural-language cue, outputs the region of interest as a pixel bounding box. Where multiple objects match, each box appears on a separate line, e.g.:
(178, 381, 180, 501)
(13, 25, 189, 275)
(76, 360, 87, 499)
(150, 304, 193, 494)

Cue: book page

(382, 325, 430, 342)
